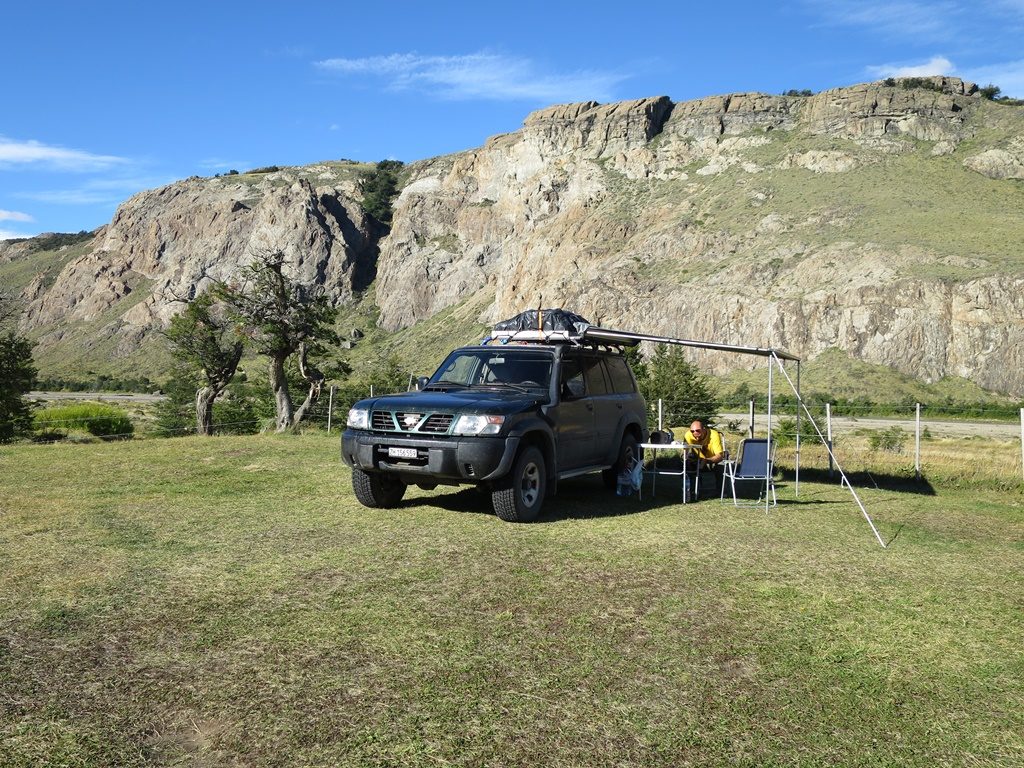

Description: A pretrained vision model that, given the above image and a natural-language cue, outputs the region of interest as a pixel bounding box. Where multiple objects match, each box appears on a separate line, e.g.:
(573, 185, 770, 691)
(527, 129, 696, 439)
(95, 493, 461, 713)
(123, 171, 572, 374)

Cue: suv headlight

(347, 407, 370, 430)
(452, 414, 505, 435)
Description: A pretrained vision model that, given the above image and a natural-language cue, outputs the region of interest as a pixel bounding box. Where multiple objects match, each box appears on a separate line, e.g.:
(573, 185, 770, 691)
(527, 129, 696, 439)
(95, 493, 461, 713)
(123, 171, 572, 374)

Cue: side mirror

(415, 376, 430, 391)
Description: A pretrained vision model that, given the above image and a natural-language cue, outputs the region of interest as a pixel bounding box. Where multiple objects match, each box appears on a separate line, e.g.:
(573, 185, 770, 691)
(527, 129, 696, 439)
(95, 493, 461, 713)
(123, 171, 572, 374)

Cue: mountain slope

(5, 77, 1024, 395)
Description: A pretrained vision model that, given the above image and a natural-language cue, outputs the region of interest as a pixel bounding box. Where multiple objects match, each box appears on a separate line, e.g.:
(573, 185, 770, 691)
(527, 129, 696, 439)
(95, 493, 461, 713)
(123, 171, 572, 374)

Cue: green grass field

(2, 433, 1023, 766)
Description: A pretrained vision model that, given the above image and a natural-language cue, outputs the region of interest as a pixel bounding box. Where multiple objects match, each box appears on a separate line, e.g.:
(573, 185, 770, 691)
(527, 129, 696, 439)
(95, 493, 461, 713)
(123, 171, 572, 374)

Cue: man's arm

(704, 431, 726, 464)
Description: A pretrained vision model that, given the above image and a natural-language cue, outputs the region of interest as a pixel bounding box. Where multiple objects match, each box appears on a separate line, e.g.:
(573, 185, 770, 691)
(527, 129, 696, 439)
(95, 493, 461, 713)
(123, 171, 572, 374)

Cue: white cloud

(867, 55, 955, 78)
(961, 58, 1024, 96)
(863, 54, 1024, 97)
(808, 0, 961, 40)
(0, 226, 33, 241)
(0, 209, 34, 223)
(314, 51, 628, 103)
(198, 158, 251, 171)
(19, 176, 172, 206)
(0, 136, 127, 171)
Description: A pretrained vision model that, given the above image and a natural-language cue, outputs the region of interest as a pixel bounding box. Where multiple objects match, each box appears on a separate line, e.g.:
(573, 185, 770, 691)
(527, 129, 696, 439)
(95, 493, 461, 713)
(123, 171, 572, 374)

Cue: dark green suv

(341, 342, 648, 521)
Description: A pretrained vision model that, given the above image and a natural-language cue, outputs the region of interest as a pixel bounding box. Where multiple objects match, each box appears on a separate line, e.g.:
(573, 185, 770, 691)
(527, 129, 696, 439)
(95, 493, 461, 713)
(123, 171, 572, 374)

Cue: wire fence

(22, 390, 1024, 486)
(652, 397, 1024, 488)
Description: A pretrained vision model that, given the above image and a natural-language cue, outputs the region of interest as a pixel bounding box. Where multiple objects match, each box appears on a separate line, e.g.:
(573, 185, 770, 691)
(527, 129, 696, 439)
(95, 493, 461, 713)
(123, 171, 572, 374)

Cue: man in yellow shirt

(682, 420, 726, 500)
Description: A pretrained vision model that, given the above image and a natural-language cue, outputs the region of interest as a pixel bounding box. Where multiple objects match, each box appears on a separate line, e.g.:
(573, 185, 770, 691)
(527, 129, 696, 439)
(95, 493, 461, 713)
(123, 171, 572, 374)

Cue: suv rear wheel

(352, 467, 407, 508)
(492, 446, 546, 522)
(603, 433, 638, 490)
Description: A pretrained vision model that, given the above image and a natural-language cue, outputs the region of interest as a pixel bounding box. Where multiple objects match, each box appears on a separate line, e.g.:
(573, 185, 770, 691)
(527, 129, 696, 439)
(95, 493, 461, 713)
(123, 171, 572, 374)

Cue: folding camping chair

(721, 438, 777, 507)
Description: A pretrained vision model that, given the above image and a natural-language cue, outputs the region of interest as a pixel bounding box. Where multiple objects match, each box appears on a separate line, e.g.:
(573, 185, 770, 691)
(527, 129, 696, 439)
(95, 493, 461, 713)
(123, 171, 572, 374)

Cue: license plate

(388, 446, 418, 459)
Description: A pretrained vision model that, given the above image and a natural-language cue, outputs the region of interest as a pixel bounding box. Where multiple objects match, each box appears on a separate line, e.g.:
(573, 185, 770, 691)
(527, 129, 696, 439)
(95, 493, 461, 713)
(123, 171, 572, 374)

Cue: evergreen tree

(0, 332, 36, 442)
(636, 345, 719, 429)
(0, 294, 36, 442)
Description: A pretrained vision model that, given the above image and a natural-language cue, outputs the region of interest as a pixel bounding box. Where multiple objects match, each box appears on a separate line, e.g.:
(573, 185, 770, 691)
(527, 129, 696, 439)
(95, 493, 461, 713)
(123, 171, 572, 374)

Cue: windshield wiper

(477, 382, 531, 393)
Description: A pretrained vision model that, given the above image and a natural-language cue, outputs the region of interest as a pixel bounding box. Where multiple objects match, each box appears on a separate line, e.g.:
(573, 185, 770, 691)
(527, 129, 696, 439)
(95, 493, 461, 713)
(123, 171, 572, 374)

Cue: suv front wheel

(492, 446, 546, 522)
(352, 467, 407, 508)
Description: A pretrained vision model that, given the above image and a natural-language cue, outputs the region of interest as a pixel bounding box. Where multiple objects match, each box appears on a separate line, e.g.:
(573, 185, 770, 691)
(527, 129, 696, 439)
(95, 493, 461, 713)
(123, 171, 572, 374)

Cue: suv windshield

(430, 349, 553, 392)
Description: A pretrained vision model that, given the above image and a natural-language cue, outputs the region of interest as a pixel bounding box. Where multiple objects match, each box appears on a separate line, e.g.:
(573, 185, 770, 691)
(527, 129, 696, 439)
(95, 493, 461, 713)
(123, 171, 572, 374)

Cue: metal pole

(771, 354, 887, 548)
(327, 385, 336, 433)
(915, 403, 921, 481)
(658, 399, 663, 432)
(748, 397, 755, 439)
(766, 355, 773, 514)
(795, 359, 801, 497)
(1020, 408, 1023, 482)
(826, 402, 834, 479)
(370, 385, 374, 398)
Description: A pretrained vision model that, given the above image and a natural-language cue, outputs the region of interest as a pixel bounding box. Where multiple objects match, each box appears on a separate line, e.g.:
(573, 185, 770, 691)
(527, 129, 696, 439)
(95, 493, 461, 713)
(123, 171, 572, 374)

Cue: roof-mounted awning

(487, 308, 800, 362)
(581, 326, 801, 362)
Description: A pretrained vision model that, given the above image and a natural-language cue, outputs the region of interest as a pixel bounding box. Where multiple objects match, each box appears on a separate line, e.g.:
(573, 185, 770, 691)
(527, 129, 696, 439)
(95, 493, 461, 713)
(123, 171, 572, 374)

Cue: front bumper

(341, 430, 521, 483)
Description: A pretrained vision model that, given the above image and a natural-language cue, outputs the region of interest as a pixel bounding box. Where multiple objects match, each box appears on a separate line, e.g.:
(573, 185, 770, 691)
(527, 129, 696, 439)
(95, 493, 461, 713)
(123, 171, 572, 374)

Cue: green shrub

(773, 416, 823, 447)
(867, 426, 907, 454)
(34, 402, 134, 440)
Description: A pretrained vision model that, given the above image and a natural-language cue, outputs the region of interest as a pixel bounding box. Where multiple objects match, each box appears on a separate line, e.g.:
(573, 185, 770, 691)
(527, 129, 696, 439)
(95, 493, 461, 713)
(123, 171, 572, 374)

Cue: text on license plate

(388, 447, 418, 459)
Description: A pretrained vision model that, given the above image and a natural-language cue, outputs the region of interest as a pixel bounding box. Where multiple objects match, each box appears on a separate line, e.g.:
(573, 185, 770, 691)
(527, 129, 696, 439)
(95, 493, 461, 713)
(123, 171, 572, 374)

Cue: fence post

(370, 385, 374, 398)
(826, 402, 834, 479)
(748, 398, 755, 439)
(915, 403, 921, 481)
(327, 385, 336, 433)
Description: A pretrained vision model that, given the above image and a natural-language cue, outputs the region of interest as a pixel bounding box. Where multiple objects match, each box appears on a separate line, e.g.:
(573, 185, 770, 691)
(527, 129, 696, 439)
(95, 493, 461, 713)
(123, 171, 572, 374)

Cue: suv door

(584, 354, 619, 460)
(555, 353, 594, 469)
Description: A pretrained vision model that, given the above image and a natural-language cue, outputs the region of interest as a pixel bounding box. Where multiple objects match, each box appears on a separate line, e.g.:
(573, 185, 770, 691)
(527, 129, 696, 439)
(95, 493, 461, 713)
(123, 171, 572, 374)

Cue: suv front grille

(420, 414, 454, 433)
(371, 411, 396, 430)
(371, 410, 454, 434)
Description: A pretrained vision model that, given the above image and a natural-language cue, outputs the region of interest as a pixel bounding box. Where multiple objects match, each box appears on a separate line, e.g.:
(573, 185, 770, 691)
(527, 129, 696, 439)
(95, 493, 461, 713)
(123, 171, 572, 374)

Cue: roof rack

(484, 328, 584, 345)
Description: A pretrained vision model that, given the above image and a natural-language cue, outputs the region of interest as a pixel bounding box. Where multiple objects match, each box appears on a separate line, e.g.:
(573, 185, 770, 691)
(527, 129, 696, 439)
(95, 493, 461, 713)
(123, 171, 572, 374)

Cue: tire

(352, 467, 407, 508)
(491, 446, 546, 522)
(603, 432, 638, 490)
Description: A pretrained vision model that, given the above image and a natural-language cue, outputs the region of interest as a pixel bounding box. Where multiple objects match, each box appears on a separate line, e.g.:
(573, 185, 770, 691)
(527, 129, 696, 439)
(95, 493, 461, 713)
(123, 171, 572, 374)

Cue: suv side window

(560, 356, 585, 399)
(605, 356, 636, 394)
(582, 355, 609, 395)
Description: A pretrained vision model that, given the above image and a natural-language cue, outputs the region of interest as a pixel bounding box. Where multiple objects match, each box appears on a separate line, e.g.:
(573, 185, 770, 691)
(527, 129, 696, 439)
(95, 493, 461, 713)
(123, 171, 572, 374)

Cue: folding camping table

(639, 441, 703, 502)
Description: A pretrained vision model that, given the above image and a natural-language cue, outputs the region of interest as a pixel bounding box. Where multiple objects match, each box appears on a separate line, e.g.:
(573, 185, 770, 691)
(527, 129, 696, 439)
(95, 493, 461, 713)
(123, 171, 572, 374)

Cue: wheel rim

(519, 461, 541, 507)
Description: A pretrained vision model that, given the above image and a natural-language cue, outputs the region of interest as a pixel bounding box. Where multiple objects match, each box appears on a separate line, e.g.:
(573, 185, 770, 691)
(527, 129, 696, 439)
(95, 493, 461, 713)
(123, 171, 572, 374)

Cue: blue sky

(3, 0, 1024, 240)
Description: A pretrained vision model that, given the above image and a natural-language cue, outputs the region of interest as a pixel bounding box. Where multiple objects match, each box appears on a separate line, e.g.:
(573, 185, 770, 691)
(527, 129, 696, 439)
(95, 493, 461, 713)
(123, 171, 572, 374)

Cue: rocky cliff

(7, 77, 1024, 395)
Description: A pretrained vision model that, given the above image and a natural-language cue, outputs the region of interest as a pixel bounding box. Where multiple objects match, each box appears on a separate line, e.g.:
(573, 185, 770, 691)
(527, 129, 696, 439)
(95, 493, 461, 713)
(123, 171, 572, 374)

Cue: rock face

(13, 78, 1024, 395)
(963, 136, 1024, 179)
(372, 77, 1024, 395)
(19, 166, 376, 361)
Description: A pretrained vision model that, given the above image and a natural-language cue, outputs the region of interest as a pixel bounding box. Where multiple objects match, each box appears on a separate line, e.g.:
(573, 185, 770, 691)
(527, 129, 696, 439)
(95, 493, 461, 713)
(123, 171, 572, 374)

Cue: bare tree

(216, 253, 338, 432)
(164, 292, 244, 436)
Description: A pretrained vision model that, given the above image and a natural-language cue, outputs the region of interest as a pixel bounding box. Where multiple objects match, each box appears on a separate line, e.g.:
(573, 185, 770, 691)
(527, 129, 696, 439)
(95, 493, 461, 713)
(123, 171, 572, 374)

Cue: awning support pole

(771, 353, 887, 548)
(795, 360, 801, 497)
(766, 353, 773, 515)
